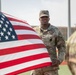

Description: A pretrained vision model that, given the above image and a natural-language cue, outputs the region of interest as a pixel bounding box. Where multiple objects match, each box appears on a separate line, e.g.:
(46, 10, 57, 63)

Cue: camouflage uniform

(31, 24, 66, 75)
(66, 31, 76, 75)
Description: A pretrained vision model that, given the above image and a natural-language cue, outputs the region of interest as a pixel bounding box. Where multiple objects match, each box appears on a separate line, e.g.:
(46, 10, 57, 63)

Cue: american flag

(0, 12, 52, 75)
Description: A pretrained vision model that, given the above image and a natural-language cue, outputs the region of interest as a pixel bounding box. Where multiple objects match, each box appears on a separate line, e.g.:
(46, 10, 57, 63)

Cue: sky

(1, 0, 76, 27)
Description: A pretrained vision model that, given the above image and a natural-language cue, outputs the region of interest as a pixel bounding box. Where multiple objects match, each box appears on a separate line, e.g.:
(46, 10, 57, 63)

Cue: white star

(2, 15, 5, 18)
(9, 28, 12, 31)
(1, 17, 4, 21)
(12, 35, 15, 39)
(5, 24, 8, 28)
(6, 21, 9, 24)
(7, 31, 11, 35)
(0, 32, 4, 36)
(0, 24, 2, 28)
(3, 27, 6, 32)
(5, 35, 8, 40)
(0, 20, 3, 24)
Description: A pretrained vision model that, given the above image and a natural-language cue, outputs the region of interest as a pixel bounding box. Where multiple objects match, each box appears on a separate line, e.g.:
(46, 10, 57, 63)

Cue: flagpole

(67, 0, 71, 38)
(0, 0, 1, 11)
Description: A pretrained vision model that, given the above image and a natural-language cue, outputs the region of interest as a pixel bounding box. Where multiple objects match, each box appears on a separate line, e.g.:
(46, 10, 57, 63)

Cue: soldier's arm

(65, 41, 69, 61)
(56, 31, 66, 64)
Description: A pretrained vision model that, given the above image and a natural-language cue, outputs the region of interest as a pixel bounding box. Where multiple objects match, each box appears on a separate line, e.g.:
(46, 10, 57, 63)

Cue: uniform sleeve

(65, 41, 69, 61)
(56, 30, 66, 64)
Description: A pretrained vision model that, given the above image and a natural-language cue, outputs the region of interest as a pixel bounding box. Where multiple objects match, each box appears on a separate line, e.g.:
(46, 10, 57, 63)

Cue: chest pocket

(41, 33, 55, 47)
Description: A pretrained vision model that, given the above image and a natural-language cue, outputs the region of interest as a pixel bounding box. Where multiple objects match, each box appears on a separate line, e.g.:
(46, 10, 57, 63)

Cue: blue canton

(0, 12, 18, 42)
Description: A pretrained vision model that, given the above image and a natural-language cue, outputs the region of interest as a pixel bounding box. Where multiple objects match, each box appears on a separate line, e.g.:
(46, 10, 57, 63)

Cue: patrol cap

(39, 10, 49, 18)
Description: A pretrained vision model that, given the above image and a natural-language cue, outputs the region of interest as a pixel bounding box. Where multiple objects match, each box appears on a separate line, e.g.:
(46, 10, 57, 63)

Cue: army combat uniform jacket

(34, 24, 66, 70)
(66, 31, 76, 63)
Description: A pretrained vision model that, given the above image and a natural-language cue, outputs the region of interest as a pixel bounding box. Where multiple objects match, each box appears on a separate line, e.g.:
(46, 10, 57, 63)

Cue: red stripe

(0, 44, 45, 55)
(6, 62, 52, 75)
(13, 25, 35, 31)
(7, 17, 29, 24)
(17, 35, 41, 40)
(0, 53, 49, 69)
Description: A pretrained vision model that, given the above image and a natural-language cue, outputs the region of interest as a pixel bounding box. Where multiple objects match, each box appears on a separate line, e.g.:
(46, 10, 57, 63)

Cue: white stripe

(0, 48, 48, 62)
(10, 21, 32, 28)
(0, 39, 43, 49)
(15, 30, 38, 35)
(0, 58, 51, 75)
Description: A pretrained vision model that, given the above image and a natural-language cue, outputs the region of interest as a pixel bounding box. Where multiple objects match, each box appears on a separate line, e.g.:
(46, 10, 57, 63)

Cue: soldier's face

(39, 16, 50, 25)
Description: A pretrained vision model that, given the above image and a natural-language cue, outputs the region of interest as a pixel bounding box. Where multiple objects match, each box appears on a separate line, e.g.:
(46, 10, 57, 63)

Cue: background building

(32, 26, 76, 40)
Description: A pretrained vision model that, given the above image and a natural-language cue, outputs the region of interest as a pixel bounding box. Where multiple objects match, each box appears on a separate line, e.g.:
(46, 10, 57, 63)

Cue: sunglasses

(40, 16, 49, 18)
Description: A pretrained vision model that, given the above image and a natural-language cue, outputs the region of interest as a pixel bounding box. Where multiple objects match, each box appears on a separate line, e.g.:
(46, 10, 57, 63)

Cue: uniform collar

(40, 23, 51, 32)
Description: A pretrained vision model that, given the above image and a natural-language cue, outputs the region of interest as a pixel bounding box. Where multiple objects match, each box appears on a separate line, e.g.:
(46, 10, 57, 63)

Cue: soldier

(66, 31, 76, 75)
(31, 10, 66, 75)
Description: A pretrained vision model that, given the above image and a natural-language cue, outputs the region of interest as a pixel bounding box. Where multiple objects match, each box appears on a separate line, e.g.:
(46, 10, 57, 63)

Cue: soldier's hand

(52, 60, 60, 67)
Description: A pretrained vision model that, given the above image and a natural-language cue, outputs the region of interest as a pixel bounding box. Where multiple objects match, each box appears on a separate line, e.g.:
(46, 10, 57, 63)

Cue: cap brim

(40, 14, 49, 18)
